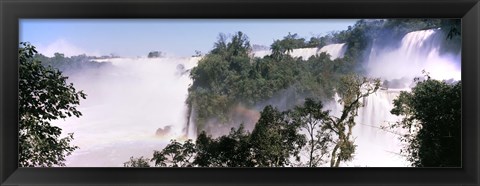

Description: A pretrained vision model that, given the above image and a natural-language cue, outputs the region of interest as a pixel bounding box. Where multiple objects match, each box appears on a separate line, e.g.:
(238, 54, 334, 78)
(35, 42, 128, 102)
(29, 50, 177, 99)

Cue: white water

(367, 29, 461, 81)
(326, 89, 409, 167)
(334, 29, 461, 167)
(52, 57, 199, 167)
(252, 43, 347, 60)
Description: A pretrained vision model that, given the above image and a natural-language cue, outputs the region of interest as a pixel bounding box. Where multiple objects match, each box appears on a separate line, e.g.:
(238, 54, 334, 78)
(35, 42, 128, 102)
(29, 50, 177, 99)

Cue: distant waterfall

(317, 43, 347, 59)
(252, 43, 347, 60)
(185, 103, 197, 139)
(367, 29, 461, 81)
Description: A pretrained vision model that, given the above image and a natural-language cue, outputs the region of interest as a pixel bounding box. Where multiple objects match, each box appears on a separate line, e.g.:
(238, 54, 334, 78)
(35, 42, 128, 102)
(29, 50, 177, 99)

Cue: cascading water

(326, 89, 409, 167)
(51, 56, 199, 167)
(252, 43, 347, 60)
(367, 29, 461, 81)
(337, 28, 461, 167)
(317, 43, 347, 59)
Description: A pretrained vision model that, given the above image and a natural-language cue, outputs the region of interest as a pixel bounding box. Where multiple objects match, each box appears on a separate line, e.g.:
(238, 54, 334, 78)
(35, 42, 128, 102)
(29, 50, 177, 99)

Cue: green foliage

(123, 156, 151, 167)
(34, 53, 110, 74)
(19, 42, 86, 167)
(269, 33, 328, 60)
(211, 32, 251, 59)
(250, 106, 306, 167)
(194, 125, 254, 167)
(292, 98, 332, 167)
(306, 36, 328, 48)
(188, 32, 356, 134)
(151, 139, 196, 167)
(390, 75, 461, 167)
(188, 32, 253, 128)
(270, 33, 303, 60)
(140, 105, 307, 167)
(333, 19, 384, 61)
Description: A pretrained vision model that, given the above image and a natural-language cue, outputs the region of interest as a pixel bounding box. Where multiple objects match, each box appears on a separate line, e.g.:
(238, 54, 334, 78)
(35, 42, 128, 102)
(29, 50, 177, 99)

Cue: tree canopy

(390, 75, 461, 167)
(187, 31, 359, 134)
(19, 42, 86, 167)
(123, 156, 151, 167)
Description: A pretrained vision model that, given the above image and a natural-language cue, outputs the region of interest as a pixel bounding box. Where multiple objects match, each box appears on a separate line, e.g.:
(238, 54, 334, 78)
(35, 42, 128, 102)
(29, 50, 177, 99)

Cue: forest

(18, 19, 461, 167)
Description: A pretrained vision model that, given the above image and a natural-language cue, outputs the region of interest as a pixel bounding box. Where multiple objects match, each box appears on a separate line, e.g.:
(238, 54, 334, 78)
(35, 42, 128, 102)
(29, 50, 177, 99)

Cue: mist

(51, 57, 199, 166)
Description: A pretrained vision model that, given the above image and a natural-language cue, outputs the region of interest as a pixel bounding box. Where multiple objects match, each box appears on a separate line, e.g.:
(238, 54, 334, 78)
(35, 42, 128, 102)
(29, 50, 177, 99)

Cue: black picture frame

(1, 0, 479, 185)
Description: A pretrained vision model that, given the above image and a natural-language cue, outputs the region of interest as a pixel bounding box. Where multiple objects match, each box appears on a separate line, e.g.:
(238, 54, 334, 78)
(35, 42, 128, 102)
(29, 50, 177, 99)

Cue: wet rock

(155, 125, 172, 136)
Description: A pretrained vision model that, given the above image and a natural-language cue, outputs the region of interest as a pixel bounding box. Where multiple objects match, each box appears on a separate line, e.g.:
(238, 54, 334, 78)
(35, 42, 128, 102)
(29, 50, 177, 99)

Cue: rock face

(155, 125, 172, 136)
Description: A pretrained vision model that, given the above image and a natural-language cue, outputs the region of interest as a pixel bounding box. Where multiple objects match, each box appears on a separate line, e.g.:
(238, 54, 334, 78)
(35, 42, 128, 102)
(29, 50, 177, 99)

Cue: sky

(20, 19, 358, 57)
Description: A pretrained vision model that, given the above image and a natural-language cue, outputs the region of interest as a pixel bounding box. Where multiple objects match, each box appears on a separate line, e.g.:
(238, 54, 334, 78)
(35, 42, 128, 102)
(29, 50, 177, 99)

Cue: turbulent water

(52, 29, 459, 167)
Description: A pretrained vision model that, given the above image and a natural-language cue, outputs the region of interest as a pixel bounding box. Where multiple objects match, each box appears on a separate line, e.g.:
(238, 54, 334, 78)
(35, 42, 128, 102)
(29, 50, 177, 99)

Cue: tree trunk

(330, 143, 340, 167)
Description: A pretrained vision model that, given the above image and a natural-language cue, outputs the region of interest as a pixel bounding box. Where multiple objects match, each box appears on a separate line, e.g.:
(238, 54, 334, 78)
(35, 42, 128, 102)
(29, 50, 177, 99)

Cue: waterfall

(317, 43, 347, 59)
(339, 29, 461, 167)
(352, 89, 408, 167)
(367, 29, 461, 81)
(252, 43, 347, 60)
(51, 56, 200, 166)
(185, 103, 197, 139)
(325, 89, 409, 167)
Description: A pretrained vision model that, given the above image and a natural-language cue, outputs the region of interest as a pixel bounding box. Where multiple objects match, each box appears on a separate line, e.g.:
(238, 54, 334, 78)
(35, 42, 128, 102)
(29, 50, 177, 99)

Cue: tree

(250, 105, 306, 167)
(123, 156, 151, 167)
(226, 31, 251, 57)
(211, 33, 228, 56)
(34, 53, 111, 74)
(148, 124, 254, 168)
(192, 50, 202, 57)
(390, 75, 461, 167)
(19, 42, 86, 167)
(188, 32, 253, 132)
(324, 75, 380, 167)
(269, 33, 307, 60)
(192, 131, 215, 167)
(148, 51, 162, 58)
(194, 125, 254, 167)
(151, 139, 196, 167)
(292, 98, 332, 167)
